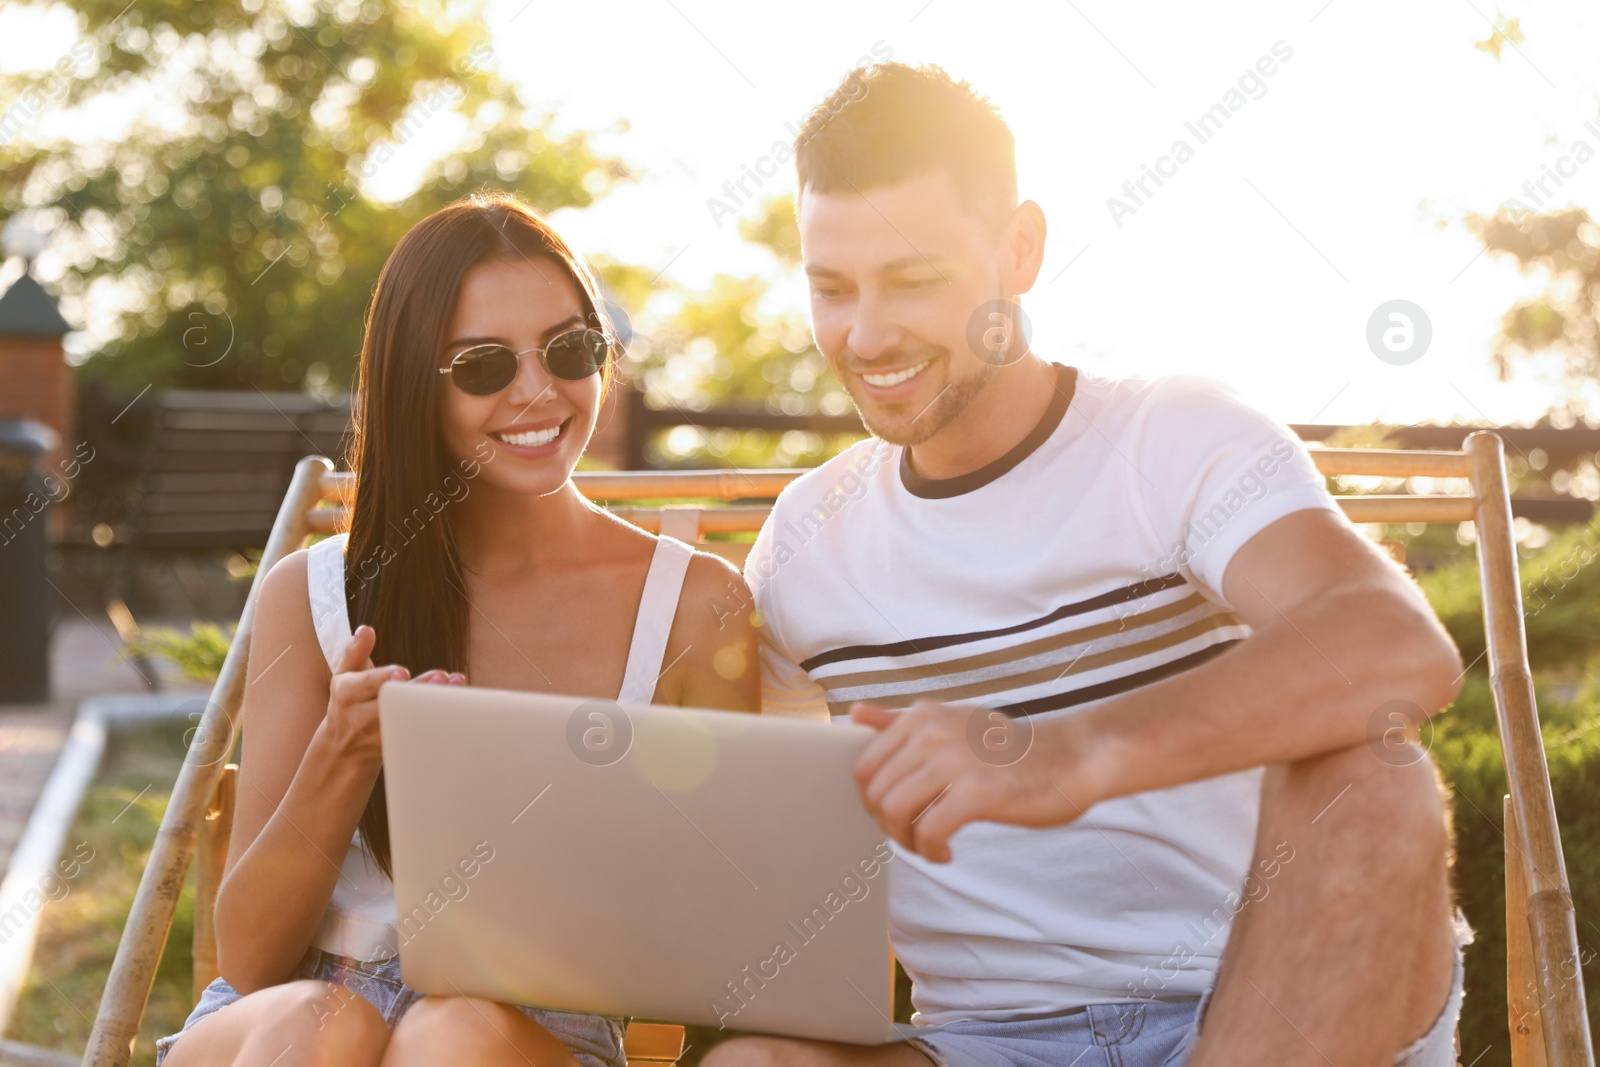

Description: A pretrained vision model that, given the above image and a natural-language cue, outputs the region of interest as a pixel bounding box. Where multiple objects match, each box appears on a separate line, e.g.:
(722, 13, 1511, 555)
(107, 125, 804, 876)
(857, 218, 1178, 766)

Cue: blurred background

(0, 2, 1596, 1065)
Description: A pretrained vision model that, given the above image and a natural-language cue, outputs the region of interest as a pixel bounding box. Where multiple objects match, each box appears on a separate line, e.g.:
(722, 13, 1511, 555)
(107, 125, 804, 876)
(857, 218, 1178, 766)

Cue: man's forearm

(848, 522, 1469, 862)
(1065, 581, 1464, 806)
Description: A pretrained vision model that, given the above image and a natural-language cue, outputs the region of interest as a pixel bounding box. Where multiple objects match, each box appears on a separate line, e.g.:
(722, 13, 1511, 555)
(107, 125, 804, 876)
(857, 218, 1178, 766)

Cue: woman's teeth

(862, 361, 930, 388)
(495, 424, 562, 447)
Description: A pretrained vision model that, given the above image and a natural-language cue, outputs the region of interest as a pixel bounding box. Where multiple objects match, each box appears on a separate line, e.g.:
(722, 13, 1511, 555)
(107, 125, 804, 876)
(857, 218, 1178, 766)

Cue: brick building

(0, 267, 73, 473)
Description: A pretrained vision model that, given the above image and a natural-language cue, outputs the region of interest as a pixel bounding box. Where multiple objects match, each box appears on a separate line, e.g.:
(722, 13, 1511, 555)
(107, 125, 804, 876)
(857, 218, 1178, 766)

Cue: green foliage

(0, 0, 629, 393)
(641, 195, 835, 415)
(1421, 516, 1600, 673)
(11, 721, 196, 1065)
(1434, 673, 1600, 1066)
(1466, 207, 1600, 416)
(227, 547, 262, 583)
(738, 194, 801, 268)
(633, 260, 859, 465)
(632, 194, 863, 467)
(126, 551, 256, 680)
(130, 619, 235, 681)
(642, 273, 827, 409)
(1422, 516, 1600, 1064)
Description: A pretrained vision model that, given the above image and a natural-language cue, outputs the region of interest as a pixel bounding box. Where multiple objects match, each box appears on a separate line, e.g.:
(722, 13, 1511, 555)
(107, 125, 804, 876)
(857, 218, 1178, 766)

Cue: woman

(159, 193, 760, 1067)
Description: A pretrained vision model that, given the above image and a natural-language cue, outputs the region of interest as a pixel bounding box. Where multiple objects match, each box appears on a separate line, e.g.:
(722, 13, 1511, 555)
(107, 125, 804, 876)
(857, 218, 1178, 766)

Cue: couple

(159, 63, 1470, 1067)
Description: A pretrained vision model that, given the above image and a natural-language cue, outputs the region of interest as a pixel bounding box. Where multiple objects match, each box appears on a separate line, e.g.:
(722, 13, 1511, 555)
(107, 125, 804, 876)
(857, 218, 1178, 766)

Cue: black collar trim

(899, 363, 1078, 500)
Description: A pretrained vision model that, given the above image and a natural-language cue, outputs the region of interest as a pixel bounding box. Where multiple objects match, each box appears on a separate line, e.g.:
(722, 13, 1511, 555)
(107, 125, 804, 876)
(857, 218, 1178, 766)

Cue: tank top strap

(305, 533, 353, 674)
(305, 532, 399, 960)
(616, 536, 694, 704)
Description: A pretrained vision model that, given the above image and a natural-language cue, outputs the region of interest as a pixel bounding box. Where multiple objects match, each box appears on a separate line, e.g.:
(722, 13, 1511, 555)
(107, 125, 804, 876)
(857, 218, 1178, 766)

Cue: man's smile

(859, 360, 932, 390)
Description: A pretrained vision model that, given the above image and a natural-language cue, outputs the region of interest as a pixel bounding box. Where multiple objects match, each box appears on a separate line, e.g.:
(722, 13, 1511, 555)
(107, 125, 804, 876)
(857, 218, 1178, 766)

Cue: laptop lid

(378, 684, 900, 1044)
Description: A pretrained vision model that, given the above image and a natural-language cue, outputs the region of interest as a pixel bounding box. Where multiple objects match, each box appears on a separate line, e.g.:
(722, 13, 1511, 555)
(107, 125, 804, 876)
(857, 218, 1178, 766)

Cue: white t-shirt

(744, 364, 1341, 1025)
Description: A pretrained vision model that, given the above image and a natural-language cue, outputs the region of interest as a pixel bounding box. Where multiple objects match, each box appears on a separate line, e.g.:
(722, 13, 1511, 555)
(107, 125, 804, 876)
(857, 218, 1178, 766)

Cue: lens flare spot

(713, 643, 748, 680)
(631, 709, 718, 793)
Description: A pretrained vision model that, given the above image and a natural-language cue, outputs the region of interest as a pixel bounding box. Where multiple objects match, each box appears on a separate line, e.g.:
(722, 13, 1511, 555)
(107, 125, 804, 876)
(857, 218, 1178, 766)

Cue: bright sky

(5, 0, 1600, 427)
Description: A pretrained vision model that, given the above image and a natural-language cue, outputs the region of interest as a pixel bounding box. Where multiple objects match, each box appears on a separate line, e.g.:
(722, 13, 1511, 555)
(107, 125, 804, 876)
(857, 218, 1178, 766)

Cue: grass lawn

(9, 720, 196, 1065)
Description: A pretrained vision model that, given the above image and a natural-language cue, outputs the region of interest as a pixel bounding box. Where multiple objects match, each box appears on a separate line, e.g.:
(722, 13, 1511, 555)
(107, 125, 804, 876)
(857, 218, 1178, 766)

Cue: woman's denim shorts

(154, 949, 626, 1067)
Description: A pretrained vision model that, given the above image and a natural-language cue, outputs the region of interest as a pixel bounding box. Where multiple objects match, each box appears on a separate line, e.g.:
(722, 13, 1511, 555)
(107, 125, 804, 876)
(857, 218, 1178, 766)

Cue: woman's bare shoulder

(680, 548, 749, 611)
(664, 549, 759, 710)
(256, 547, 312, 617)
(249, 548, 330, 683)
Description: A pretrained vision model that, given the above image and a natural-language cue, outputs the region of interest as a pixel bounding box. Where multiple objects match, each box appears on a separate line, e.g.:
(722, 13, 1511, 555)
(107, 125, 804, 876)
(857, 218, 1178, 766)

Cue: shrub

(1421, 518, 1600, 1065)
(129, 620, 235, 682)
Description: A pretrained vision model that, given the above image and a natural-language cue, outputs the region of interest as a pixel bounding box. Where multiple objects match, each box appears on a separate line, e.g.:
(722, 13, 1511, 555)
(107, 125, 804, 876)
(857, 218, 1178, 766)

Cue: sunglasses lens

(545, 328, 612, 381)
(451, 346, 518, 395)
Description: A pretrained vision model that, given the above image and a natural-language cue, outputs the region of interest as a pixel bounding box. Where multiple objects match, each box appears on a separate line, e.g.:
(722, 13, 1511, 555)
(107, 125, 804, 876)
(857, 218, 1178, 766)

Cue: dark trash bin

(0, 418, 59, 704)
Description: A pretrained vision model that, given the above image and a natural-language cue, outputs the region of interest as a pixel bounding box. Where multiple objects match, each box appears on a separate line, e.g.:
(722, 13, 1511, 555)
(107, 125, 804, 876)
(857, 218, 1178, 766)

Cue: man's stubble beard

(853, 356, 999, 447)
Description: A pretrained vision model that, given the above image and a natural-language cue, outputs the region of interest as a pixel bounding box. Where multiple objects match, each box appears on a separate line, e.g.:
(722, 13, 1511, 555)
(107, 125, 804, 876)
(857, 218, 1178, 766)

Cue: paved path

(0, 615, 210, 1061)
(0, 618, 189, 882)
(0, 720, 71, 881)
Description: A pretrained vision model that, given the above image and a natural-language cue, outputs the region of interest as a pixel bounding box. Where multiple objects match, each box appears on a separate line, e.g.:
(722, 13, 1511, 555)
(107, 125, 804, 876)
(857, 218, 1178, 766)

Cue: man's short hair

(794, 62, 1017, 230)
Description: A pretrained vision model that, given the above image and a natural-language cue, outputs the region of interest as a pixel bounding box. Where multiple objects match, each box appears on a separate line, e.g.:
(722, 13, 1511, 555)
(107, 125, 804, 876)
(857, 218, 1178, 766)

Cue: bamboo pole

(597, 505, 771, 535)
(82, 457, 333, 1067)
(318, 466, 802, 504)
(318, 455, 1489, 530)
(317, 450, 1472, 503)
(1308, 447, 1470, 478)
(306, 508, 342, 535)
(620, 1022, 686, 1062)
(576, 468, 800, 501)
(1507, 796, 1551, 1067)
(309, 496, 1480, 539)
(1335, 495, 1476, 524)
(191, 765, 237, 1006)
(1468, 432, 1594, 1067)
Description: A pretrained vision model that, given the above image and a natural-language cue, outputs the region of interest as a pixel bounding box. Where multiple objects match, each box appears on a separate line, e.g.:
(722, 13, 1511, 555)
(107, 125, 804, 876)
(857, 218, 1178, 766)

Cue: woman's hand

(319, 624, 467, 760)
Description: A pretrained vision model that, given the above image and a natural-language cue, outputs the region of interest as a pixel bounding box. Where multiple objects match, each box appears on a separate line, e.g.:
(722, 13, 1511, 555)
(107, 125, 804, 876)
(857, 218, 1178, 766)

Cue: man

(711, 63, 1470, 1067)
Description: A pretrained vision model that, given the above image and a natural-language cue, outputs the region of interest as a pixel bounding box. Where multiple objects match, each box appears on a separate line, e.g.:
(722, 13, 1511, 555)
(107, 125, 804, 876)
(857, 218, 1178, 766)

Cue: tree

(0, 0, 629, 393)
(1467, 207, 1600, 420)
(626, 194, 861, 467)
(1465, 20, 1600, 420)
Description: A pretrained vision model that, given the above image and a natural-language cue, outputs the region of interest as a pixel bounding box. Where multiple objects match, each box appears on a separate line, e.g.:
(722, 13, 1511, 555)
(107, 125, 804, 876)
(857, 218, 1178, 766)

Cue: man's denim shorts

(154, 949, 626, 1067)
(909, 915, 1471, 1067)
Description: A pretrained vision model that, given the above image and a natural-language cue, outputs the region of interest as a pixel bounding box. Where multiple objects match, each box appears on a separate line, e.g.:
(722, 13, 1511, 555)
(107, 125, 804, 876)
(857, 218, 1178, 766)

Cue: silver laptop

(378, 684, 903, 1044)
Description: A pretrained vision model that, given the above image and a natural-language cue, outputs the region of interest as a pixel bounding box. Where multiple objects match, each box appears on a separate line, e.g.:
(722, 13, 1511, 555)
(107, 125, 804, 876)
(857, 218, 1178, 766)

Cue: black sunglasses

(437, 327, 614, 396)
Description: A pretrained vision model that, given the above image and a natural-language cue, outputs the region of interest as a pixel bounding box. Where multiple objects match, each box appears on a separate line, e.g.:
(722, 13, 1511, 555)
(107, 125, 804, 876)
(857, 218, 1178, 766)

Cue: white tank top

(302, 530, 695, 962)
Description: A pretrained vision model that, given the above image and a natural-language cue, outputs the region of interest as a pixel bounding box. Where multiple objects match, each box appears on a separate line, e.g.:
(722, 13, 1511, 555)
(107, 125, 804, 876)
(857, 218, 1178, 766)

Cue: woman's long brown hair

(341, 191, 615, 878)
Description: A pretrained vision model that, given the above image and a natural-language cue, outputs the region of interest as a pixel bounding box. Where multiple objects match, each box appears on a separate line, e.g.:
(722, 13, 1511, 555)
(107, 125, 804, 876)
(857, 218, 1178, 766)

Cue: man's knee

(1271, 742, 1453, 874)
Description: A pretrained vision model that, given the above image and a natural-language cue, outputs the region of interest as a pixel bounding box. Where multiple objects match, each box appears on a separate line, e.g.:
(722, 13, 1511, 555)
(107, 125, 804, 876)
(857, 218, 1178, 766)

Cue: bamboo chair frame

(80, 432, 1593, 1067)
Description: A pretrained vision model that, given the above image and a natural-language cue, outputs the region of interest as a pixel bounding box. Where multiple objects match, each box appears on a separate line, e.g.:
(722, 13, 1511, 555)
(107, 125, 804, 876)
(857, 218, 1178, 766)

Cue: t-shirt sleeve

(1133, 376, 1341, 601)
(743, 512, 832, 721)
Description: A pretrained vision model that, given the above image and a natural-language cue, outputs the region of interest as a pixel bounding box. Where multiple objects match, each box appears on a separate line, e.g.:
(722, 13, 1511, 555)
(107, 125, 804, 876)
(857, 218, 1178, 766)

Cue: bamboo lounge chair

(78, 435, 1594, 1067)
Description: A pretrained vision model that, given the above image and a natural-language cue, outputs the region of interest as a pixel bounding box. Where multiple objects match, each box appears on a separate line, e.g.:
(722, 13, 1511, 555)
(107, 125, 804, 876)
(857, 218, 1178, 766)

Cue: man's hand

(850, 702, 1112, 863)
(848, 510, 1464, 866)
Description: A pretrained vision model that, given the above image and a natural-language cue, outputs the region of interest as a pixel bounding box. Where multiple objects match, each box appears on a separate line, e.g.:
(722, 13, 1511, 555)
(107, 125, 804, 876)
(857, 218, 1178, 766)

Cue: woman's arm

(658, 552, 761, 712)
(213, 553, 439, 991)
